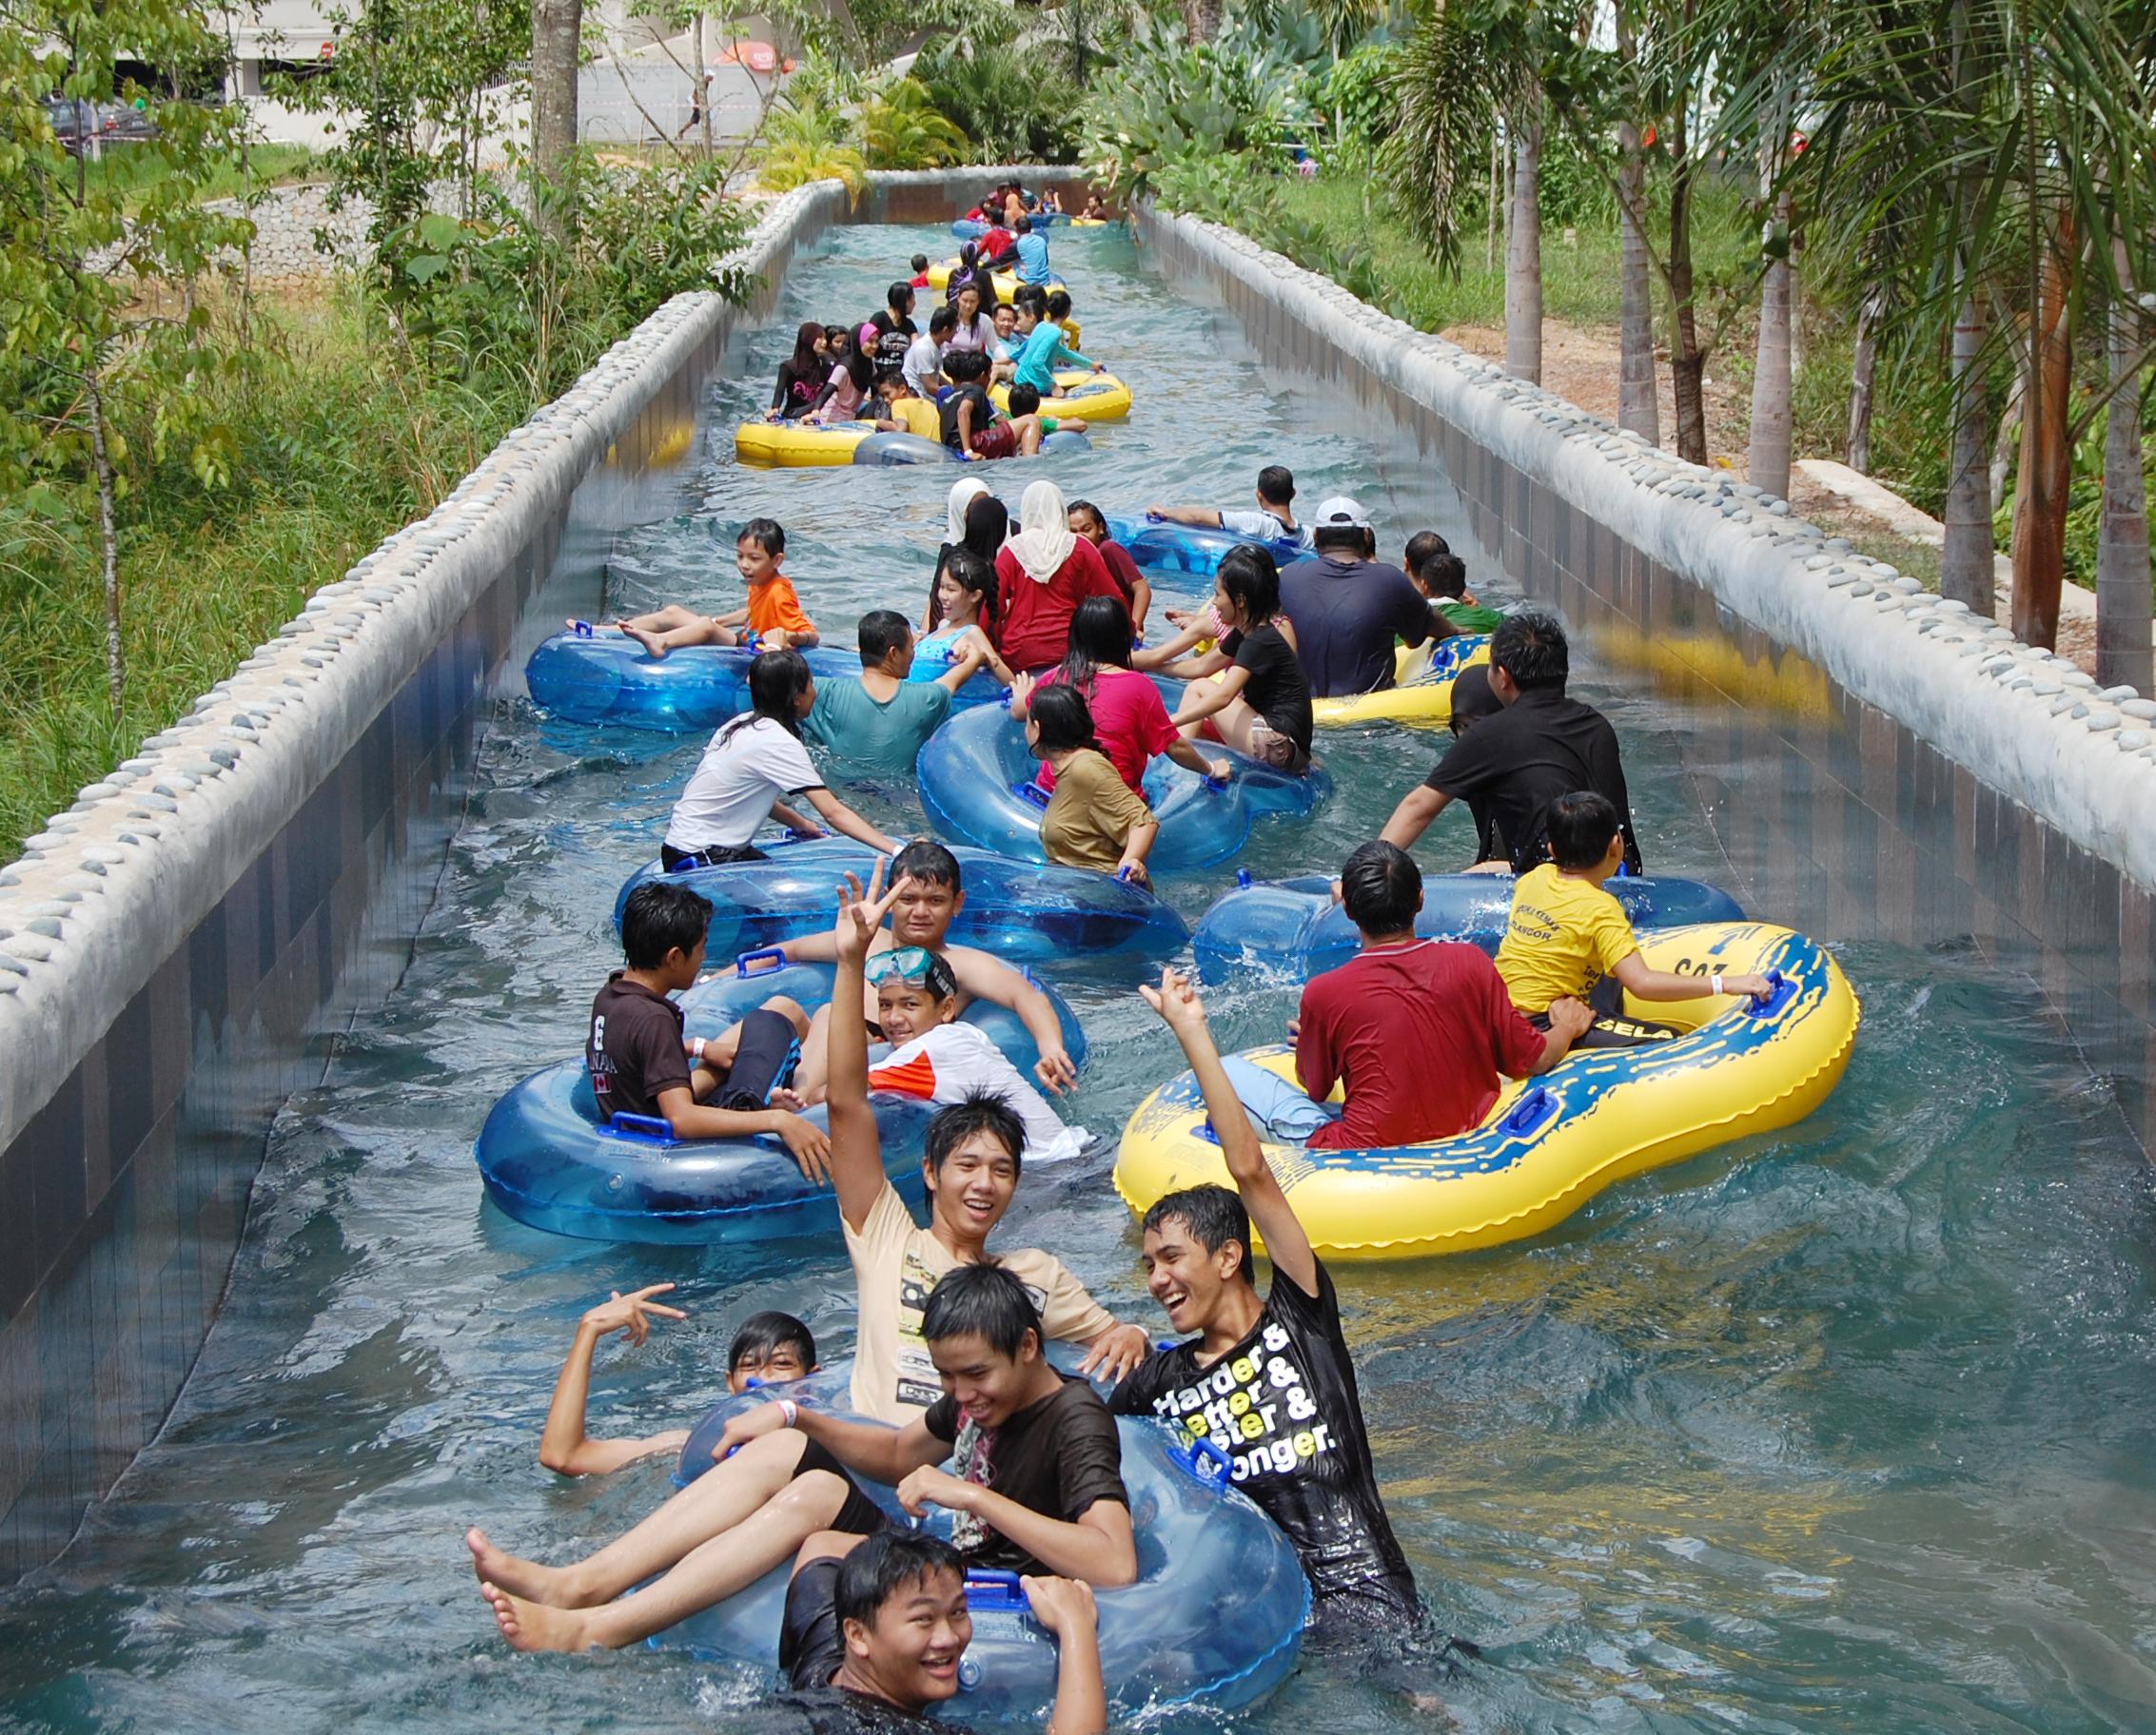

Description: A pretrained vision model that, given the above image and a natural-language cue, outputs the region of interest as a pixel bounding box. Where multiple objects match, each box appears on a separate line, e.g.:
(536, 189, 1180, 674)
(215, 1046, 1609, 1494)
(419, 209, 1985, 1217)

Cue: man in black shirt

(1110, 965, 1421, 1634)
(1381, 610, 1643, 875)
(1275, 497, 1431, 697)
(779, 1531, 1106, 1734)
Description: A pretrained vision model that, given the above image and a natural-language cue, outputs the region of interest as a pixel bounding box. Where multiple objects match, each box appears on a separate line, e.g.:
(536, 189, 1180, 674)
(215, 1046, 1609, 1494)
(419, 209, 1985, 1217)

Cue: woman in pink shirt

(992, 479, 1126, 674)
(1011, 596, 1228, 794)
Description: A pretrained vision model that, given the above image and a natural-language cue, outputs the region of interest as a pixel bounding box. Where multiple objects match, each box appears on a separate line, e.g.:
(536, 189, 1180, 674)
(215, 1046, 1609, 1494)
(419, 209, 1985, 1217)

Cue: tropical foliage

(861, 77, 970, 169)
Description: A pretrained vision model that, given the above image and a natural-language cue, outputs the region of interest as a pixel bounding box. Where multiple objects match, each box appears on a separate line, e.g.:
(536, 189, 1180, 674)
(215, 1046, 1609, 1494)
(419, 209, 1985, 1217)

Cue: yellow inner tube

(990, 372, 1131, 424)
(1113, 922, 1859, 1260)
(733, 419, 878, 468)
(1305, 637, 1492, 730)
(926, 259, 1068, 302)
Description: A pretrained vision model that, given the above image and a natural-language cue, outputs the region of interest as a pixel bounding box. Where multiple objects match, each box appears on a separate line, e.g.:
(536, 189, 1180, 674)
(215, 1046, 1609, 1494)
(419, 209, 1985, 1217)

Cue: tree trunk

(1748, 188, 1793, 497)
(696, 14, 713, 153)
(530, 0, 581, 220)
(1846, 282, 1883, 472)
(1989, 367, 2022, 506)
(1505, 100, 1542, 384)
(1180, 0, 1219, 42)
(2096, 237, 2151, 692)
(1485, 125, 1499, 271)
(85, 368, 124, 718)
(2009, 221, 2072, 648)
(1615, 10, 1658, 444)
(1666, 102, 1708, 464)
(1941, 291, 1994, 615)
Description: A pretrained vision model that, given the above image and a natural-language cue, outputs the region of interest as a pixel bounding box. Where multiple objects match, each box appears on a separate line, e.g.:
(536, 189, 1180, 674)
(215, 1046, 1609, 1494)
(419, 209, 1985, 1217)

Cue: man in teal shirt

(1011, 287, 1101, 398)
(803, 610, 984, 777)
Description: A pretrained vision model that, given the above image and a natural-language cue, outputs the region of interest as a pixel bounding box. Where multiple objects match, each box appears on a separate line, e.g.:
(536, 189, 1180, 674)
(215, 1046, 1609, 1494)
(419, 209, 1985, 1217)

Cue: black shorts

(1529, 974, 1681, 1049)
(794, 1437, 888, 1543)
(779, 1556, 849, 1691)
(662, 841, 767, 870)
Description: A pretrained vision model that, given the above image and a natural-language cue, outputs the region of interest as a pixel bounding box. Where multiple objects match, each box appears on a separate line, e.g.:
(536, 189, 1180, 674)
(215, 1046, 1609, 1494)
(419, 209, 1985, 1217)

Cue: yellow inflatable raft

(1271, 634, 1492, 730)
(1114, 922, 1858, 1259)
(992, 371, 1132, 423)
(926, 260, 1068, 302)
(733, 418, 881, 467)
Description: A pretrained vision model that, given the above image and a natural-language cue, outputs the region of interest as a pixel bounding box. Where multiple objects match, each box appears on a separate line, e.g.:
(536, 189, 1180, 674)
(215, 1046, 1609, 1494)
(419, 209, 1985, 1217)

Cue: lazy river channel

(1, 223, 2153, 1734)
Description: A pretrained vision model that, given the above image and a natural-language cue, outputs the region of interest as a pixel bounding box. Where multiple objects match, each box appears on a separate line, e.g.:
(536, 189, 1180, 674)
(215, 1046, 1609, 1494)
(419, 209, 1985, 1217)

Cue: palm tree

(2095, 242, 2152, 692)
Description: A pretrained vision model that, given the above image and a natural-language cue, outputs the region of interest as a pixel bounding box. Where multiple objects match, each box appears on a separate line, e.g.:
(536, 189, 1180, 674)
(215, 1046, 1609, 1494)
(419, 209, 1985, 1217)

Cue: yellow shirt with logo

(886, 395, 942, 441)
(1494, 863, 1639, 1013)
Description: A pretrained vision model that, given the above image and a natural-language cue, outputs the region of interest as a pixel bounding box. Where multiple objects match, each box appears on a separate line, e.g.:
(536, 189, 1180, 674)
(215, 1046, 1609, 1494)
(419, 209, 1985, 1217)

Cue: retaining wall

(0, 166, 1053, 1583)
(1137, 204, 2156, 1156)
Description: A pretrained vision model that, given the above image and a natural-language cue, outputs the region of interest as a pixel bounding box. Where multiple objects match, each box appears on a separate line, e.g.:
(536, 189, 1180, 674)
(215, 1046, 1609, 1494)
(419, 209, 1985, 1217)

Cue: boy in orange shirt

(616, 518, 820, 655)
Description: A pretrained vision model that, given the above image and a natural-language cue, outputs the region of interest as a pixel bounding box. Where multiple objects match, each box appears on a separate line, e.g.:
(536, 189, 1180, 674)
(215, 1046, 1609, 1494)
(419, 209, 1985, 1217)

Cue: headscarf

(931, 478, 1002, 626)
(1008, 479, 1076, 585)
(945, 476, 990, 545)
(786, 321, 822, 374)
(945, 242, 980, 304)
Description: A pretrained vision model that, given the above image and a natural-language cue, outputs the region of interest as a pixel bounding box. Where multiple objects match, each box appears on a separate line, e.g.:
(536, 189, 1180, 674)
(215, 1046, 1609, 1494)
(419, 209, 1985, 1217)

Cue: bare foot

(465, 1527, 569, 1605)
(621, 624, 668, 659)
(480, 1580, 602, 1653)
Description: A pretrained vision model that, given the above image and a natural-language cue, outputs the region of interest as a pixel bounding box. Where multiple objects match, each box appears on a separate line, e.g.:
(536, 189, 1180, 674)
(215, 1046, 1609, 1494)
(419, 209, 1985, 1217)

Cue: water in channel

(2, 222, 2153, 1735)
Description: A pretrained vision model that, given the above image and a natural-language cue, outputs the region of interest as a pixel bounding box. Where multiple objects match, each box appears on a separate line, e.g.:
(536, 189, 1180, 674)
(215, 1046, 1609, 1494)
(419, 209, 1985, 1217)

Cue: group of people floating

(473, 219, 1801, 1730)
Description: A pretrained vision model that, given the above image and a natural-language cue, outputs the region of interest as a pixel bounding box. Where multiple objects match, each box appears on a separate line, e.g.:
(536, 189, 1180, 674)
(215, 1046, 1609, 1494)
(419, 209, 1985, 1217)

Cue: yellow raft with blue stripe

(1309, 633, 1491, 729)
(992, 371, 1132, 423)
(733, 418, 881, 467)
(926, 259, 1068, 302)
(1114, 922, 1858, 1259)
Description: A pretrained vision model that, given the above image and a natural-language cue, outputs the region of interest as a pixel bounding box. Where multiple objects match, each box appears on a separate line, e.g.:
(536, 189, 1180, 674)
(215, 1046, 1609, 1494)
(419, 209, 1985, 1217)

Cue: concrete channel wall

(0, 167, 1033, 1583)
(1136, 204, 2156, 1158)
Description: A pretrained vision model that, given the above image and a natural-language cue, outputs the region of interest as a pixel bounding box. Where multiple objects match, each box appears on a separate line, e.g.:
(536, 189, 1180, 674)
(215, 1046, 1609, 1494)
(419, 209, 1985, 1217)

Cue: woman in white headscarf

(992, 478, 1122, 674)
(926, 477, 1008, 630)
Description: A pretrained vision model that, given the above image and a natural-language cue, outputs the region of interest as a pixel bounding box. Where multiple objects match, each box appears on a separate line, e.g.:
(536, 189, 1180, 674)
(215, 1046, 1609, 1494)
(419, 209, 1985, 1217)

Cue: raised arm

(827, 867, 907, 1232)
(1026, 1579, 1107, 1735)
(1141, 965, 1318, 1297)
(537, 1286, 692, 1475)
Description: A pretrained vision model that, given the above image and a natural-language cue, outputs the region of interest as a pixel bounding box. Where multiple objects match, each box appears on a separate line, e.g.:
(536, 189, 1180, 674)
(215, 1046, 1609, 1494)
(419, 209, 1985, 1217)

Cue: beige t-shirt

(845, 1180, 1117, 1423)
(1039, 747, 1154, 874)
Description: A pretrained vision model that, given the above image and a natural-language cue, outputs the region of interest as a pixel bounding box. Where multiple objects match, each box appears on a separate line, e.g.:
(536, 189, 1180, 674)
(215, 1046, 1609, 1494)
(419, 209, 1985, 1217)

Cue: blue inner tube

(1039, 428, 1091, 455)
(915, 702, 1329, 874)
(616, 837, 1190, 964)
(653, 1365, 1309, 1720)
(524, 632, 1003, 731)
(1102, 514, 1305, 579)
(1192, 871, 1750, 982)
(853, 431, 952, 466)
(473, 959, 1083, 1244)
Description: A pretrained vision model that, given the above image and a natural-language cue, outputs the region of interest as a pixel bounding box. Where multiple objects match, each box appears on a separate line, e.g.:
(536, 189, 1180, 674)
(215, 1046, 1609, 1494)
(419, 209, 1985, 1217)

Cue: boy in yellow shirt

(1496, 791, 1772, 1047)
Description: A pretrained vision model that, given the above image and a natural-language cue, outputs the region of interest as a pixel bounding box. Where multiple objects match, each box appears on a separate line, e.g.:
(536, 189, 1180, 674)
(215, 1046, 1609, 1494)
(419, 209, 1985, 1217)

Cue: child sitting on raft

(804, 326, 875, 425)
(586, 879, 828, 1165)
(939, 350, 1049, 461)
(909, 252, 931, 288)
(614, 517, 818, 654)
(1010, 596, 1225, 796)
(1011, 288, 1102, 398)
(1496, 791, 1774, 1047)
(1151, 544, 1315, 773)
(537, 1298, 817, 1477)
(842, 945, 1086, 1163)
(868, 372, 941, 442)
(915, 548, 1012, 685)
(1027, 683, 1159, 887)
(1404, 532, 1503, 635)
(1046, 288, 1081, 353)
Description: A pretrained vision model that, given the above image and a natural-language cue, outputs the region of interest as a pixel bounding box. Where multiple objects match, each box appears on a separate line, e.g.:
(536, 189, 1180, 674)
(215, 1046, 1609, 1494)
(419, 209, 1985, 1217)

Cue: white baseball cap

(1312, 496, 1371, 530)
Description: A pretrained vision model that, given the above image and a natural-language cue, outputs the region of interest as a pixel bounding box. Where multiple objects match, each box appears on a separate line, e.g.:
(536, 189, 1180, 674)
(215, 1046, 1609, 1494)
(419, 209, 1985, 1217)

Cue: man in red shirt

(1294, 841, 1591, 1149)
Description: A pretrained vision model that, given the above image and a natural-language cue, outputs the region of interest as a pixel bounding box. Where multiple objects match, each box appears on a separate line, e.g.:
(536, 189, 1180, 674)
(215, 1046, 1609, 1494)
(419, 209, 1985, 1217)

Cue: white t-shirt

(867, 1022, 1087, 1164)
(902, 331, 944, 396)
(942, 313, 998, 355)
(664, 716, 823, 853)
(1221, 507, 1314, 551)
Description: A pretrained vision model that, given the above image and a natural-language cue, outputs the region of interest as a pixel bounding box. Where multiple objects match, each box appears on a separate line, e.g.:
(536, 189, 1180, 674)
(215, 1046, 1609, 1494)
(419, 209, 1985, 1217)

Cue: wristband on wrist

(1710, 972, 1724, 997)
(691, 1036, 708, 1064)
(779, 1398, 799, 1429)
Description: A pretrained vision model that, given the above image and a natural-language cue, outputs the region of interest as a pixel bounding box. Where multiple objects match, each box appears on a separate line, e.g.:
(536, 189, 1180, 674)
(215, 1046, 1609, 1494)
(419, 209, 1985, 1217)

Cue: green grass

(83, 142, 319, 211)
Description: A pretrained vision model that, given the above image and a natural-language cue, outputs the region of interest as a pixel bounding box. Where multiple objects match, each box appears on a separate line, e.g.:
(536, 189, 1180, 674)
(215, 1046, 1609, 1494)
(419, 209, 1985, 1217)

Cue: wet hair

(1066, 497, 1107, 538)
(1045, 289, 1072, 322)
(931, 545, 999, 634)
(1215, 544, 1280, 624)
(727, 1310, 816, 1374)
(823, 322, 850, 349)
(1058, 595, 1135, 690)
(738, 517, 786, 557)
(924, 1089, 1025, 1175)
(619, 880, 713, 969)
(1007, 382, 1042, 418)
(945, 347, 990, 383)
(1447, 662, 1502, 737)
(960, 493, 1009, 559)
(911, 252, 930, 272)
(922, 1260, 1042, 1357)
(714, 648, 811, 745)
(1025, 680, 1096, 755)
(954, 279, 985, 317)
(887, 281, 914, 314)
(1423, 553, 1469, 599)
(1313, 522, 1375, 557)
(1012, 285, 1049, 318)
(928, 304, 955, 339)
(1014, 214, 1032, 233)
(834, 1531, 964, 1632)
(857, 608, 912, 667)
(1141, 1184, 1255, 1286)
(892, 838, 963, 891)
(1402, 530, 1450, 581)
(1490, 610, 1569, 692)
(1256, 465, 1295, 507)
(1338, 839, 1421, 936)
(1545, 790, 1621, 870)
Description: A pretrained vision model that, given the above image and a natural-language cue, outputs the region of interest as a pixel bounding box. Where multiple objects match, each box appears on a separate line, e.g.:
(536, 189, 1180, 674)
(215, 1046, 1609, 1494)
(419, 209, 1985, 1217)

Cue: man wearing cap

(1275, 497, 1431, 698)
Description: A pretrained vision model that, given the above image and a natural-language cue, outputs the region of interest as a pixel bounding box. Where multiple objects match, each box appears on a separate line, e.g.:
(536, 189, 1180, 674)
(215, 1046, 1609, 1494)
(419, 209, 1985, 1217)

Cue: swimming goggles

(864, 946, 940, 984)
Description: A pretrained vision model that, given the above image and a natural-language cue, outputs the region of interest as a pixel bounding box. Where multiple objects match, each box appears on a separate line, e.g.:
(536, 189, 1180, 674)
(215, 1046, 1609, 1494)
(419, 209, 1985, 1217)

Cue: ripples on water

(2, 224, 2153, 1735)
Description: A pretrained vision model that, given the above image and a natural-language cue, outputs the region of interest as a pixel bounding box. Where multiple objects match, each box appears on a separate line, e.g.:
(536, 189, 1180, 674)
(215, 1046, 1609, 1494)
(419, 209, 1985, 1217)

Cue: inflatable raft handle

(963, 1569, 1030, 1613)
(1744, 969, 1795, 1020)
(607, 1111, 674, 1141)
(1236, 868, 1253, 889)
(1498, 1085, 1560, 1140)
(570, 619, 594, 636)
(1115, 865, 1135, 885)
(735, 945, 788, 977)
(1170, 1433, 1233, 1491)
(1199, 772, 1229, 793)
(1010, 779, 1052, 810)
